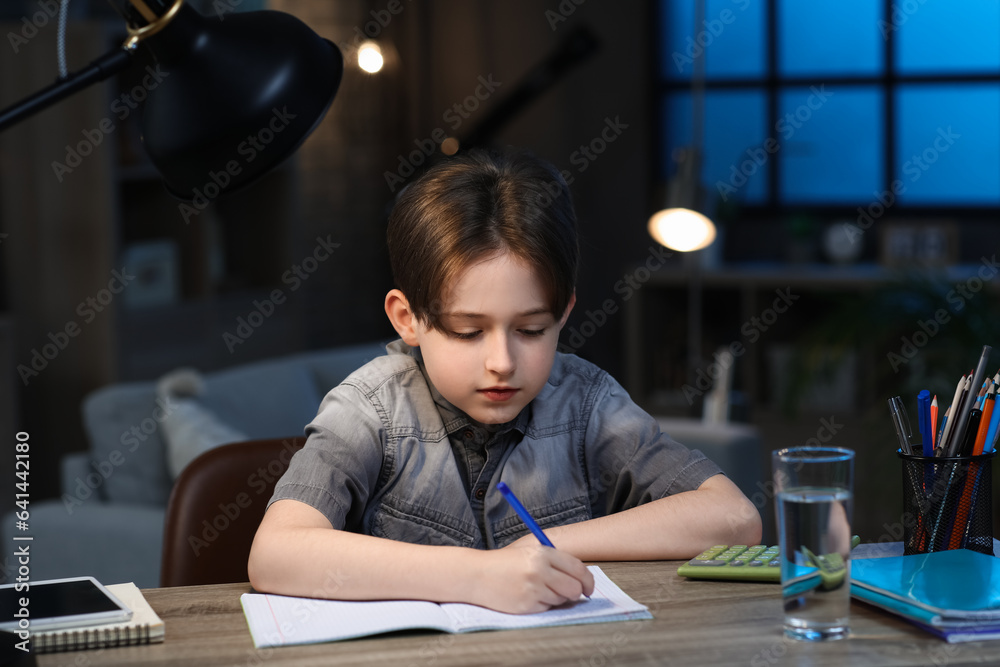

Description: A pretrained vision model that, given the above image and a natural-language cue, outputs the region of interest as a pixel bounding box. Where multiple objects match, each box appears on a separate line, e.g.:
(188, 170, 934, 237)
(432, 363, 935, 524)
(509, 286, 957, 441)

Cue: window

(658, 0, 1000, 210)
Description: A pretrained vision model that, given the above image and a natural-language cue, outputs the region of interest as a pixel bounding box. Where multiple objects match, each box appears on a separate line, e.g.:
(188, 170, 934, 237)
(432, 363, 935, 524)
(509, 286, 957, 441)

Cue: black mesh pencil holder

(899, 451, 995, 556)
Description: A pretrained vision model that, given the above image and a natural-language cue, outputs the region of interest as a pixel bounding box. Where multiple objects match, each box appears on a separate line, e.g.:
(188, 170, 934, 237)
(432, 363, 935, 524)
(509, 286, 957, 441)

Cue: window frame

(655, 0, 1000, 220)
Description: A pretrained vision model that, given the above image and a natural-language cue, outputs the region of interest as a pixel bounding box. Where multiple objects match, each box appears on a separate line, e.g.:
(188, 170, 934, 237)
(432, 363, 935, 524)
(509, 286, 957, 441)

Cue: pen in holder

(899, 450, 995, 556)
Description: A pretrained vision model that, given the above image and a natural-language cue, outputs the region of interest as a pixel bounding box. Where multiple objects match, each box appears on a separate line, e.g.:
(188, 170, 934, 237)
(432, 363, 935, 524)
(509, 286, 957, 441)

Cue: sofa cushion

(198, 361, 322, 439)
(81, 383, 173, 506)
(162, 395, 249, 479)
(79, 341, 389, 506)
(300, 341, 392, 398)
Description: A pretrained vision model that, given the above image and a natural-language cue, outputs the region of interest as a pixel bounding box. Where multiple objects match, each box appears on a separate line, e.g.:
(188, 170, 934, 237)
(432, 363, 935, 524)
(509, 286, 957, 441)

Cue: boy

(248, 148, 761, 614)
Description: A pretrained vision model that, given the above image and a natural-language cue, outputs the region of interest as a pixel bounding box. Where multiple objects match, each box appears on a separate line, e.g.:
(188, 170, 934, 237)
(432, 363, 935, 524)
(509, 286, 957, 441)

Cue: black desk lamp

(0, 0, 343, 201)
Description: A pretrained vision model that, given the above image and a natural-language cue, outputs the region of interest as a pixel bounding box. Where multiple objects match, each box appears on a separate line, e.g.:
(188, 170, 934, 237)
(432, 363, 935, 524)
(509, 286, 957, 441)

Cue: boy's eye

(449, 330, 481, 340)
(519, 328, 547, 337)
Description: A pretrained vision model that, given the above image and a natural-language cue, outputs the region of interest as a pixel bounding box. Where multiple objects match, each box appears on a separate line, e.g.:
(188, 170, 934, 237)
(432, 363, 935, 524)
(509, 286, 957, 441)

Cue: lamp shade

(648, 147, 716, 252)
(139, 4, 343, 200)
(648, 207, 716, 252)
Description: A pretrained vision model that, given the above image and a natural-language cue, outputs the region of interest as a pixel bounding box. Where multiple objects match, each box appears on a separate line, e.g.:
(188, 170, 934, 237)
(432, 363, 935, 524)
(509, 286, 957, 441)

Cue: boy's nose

(485, 334, 516, 376)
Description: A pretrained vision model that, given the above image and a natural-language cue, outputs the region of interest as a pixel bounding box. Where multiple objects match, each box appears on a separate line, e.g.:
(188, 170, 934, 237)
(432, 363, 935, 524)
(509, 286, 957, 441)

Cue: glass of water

(772, 447, 855, 641)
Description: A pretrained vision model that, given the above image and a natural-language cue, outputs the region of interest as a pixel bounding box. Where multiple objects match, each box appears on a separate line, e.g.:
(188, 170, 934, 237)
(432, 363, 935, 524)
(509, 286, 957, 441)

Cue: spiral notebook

(30, 582, 164, 653)
(241, 565, 651, 648)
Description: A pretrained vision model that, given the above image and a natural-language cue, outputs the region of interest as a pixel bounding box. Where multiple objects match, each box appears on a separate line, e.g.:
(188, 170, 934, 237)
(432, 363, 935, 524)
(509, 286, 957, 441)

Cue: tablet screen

(0, 578, 132, 631)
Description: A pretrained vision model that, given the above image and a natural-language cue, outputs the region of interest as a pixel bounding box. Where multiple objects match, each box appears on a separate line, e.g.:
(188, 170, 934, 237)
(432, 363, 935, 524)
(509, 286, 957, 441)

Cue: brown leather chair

(160, 436, 306, 587)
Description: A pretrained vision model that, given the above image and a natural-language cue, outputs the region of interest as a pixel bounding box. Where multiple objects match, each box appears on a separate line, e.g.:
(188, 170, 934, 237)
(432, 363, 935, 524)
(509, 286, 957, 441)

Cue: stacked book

(852, 549, 1000, 642)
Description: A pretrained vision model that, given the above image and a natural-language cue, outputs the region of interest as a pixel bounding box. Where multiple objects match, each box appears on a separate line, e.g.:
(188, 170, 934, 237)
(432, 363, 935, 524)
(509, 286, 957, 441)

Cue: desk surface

(38, 560, 991, 667)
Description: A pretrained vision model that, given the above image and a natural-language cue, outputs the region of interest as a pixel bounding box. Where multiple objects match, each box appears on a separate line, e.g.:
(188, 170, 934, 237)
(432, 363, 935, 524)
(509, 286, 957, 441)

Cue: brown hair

(386, 148, 578, 330)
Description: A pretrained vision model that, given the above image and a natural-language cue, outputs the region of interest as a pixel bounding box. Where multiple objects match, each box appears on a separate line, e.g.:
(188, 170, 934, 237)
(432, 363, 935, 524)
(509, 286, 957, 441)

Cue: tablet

(0, 576, 133, 632)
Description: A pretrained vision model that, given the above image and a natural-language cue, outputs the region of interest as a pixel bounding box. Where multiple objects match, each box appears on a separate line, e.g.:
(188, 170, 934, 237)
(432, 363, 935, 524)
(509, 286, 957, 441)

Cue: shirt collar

(390, 339, 529, 438)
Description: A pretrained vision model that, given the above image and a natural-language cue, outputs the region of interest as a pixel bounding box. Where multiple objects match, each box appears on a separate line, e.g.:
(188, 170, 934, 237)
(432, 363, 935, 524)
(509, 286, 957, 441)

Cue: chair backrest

(160, 436, 305, 587)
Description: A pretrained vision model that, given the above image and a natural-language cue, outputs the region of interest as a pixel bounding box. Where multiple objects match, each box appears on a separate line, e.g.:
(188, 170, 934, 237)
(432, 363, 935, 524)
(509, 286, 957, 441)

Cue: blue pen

(917, 390, 933, 457)
(497, 482, 555, 547)
(497, 482, 591, 600)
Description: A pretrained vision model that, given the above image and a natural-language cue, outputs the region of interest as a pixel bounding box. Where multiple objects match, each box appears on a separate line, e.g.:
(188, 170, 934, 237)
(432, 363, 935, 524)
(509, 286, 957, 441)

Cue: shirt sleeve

(267, 383, 384, 531)
(584, 373, 724, 516)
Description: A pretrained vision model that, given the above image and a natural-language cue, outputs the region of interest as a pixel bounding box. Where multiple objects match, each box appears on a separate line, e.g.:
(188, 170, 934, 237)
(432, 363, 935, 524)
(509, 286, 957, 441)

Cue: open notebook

(241, 565, 651, 648)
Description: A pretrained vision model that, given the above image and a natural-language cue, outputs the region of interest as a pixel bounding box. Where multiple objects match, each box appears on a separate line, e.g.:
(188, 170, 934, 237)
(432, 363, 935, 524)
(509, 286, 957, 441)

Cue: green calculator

(677, 544, 782, 582)
(677, 536, 859, 585)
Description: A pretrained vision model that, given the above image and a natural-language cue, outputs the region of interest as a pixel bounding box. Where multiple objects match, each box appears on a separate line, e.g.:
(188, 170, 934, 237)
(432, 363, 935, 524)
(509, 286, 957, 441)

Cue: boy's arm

(510, 474, 762, 561)
(247, 498, 594, 614)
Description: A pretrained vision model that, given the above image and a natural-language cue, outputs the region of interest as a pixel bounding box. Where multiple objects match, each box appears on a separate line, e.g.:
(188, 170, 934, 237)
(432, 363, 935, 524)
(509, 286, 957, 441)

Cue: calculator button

(747, 561, 764, 567)
(767, 560, 780, 567)
(687, 560, 728, 566)
(694, 547, 726, 560)
(728, 560, 745, 566)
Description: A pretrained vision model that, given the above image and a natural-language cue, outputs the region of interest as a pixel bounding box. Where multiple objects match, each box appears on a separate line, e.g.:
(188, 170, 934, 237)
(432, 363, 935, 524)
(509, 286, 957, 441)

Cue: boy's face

(393, 253, 574, 425)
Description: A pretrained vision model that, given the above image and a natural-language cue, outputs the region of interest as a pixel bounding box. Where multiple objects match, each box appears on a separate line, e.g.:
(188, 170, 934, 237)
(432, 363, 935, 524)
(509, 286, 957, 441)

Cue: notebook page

(440, 566, 652, 632)
(241, 594, 453, 647)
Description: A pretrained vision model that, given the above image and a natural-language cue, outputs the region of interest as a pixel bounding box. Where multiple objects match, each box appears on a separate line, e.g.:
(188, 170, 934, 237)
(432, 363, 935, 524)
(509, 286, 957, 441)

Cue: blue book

(853, 585, 1000, 643)
(852, 549, 1000, 623)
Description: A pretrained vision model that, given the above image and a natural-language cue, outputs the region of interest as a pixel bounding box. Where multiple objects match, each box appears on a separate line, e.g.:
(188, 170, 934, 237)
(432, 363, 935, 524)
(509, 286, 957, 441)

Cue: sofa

(1, 340, 392, 588)
(2, 340, 763, 589)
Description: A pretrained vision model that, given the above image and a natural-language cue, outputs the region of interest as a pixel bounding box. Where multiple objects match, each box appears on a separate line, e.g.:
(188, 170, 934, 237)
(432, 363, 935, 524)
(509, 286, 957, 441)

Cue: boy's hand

(470, 541, 595, 614)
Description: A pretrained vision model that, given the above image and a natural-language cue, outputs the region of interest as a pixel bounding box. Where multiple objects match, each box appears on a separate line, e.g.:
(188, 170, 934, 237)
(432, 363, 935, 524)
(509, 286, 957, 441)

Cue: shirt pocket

(492, 496, 592, 548)
(369, 493, 479, 548)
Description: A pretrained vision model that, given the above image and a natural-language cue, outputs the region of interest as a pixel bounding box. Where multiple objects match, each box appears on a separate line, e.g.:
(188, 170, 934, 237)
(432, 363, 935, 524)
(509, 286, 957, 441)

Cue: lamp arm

(0, 46, 135, 133)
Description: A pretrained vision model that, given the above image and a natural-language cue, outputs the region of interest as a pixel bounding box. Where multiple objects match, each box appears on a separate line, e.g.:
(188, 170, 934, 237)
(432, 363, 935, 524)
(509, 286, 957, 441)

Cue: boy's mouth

(479, 387, 518, 402)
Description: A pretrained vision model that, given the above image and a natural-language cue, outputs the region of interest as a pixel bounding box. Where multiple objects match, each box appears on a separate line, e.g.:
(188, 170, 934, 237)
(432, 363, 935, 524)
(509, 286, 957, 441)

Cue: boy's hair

(386, 147, 579, 330)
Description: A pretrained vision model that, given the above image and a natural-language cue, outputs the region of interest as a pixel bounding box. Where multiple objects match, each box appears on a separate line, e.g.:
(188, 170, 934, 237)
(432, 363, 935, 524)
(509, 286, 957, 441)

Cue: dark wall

(385, 0, 655, 378)
(1, 0, 657, 499)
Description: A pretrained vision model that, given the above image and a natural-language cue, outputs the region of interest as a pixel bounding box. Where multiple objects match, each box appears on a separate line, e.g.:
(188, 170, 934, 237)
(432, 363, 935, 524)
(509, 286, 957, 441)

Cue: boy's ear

(557, 292, 577, 327)
(384, 289, 421, 347)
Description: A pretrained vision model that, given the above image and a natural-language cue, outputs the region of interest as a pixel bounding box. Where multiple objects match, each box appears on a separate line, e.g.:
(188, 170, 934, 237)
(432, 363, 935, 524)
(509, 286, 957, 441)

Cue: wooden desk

(38, 560, 988, 666)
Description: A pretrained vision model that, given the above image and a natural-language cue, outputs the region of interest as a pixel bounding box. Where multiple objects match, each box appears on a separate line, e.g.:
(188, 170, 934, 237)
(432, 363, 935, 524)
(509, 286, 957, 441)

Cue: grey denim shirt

(269, 340, 722, 549)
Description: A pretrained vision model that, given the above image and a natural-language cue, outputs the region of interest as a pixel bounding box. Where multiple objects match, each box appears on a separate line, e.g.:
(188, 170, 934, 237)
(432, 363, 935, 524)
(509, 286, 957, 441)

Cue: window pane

(896, 1, 1000, 73)
(664, 90, 768, 204)
(661, 0, 766, 80)
(778, 0, 883, 76)
(778, 87, 882, 203)
(895, 86, 1000, 204)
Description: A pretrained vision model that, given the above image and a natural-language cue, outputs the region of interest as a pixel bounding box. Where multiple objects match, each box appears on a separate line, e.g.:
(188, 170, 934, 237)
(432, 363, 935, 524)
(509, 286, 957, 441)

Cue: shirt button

(463, 430, 474, 440)
(474, 487, 486, 500)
